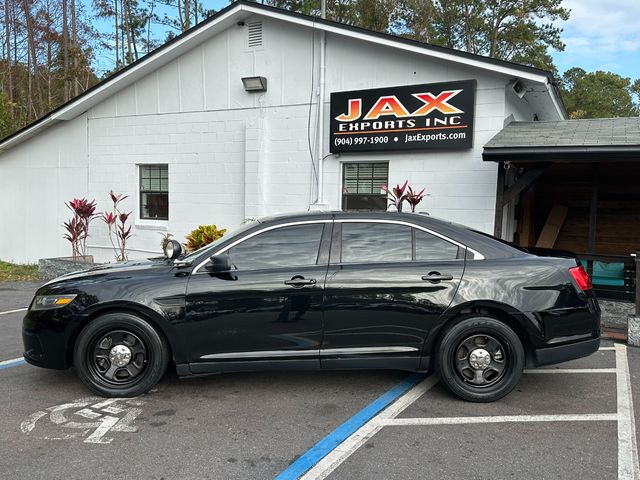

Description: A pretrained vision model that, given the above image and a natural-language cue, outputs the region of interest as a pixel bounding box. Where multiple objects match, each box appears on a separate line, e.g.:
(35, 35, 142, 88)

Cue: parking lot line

(524, 368, 617, 374)
(296, 344, 633, 480)
(615, 343, 640, 480)
(0, 307, 27, 316)
(0, 357, 26, 370)
(379, 413, 618, 426)
(274, 373, 431, 480)
(297, 376, 438, 480)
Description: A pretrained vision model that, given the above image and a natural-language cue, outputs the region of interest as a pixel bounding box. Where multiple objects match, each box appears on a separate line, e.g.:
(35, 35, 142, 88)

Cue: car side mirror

(205, 252, 232, 273)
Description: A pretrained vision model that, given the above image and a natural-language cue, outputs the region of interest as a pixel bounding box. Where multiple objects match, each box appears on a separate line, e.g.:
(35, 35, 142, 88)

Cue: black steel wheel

(435, 315, 524, 402)
(74, 312, 170, 397)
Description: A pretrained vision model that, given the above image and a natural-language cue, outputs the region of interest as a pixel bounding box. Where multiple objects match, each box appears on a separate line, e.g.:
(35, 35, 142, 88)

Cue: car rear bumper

(533, 336, 600, 367)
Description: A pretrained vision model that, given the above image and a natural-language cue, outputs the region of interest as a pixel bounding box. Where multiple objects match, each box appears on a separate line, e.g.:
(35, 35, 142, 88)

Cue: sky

(552, 0, 640, 80)
(90, 0, 640, 81)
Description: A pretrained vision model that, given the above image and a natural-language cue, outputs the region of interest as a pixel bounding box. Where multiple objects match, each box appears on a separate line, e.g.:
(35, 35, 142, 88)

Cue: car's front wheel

(73, 312, 170, 397)
(435, 315, 524, 402)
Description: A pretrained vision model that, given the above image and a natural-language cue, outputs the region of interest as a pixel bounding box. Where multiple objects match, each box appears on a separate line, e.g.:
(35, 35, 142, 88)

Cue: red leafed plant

(101, 191, 133, 262)
(63, 198, 97, 258)
(381, 180, 427, 213)
(405, 185, 426, 213)
(381, 180, 409, 212)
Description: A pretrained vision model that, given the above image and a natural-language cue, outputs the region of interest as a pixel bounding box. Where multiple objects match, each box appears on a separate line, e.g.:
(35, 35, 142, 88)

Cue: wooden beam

(518, 191, 535, 247)
(494, 165, 506, 238)
(503, 167, 547, 204)
(535, 205, 568, 248)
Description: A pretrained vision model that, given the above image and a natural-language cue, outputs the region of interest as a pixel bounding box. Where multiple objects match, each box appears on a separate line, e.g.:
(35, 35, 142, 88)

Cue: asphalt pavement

(0, 282, 639, 480)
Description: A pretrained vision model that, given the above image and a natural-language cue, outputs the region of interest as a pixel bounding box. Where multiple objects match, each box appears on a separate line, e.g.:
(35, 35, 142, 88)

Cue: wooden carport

(483, 117, 640, 302)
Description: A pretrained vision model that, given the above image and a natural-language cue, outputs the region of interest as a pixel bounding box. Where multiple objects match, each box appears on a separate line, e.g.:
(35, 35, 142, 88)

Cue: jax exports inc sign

(330, 80, 476, 153)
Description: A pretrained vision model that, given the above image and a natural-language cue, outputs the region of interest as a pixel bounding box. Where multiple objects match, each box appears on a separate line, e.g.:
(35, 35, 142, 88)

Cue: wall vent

(247, 22, 263, 48)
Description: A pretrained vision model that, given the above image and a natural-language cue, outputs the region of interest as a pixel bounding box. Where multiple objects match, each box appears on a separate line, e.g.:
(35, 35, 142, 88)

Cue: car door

(321, 219, 465, 371)
(184, 221, 331, 373)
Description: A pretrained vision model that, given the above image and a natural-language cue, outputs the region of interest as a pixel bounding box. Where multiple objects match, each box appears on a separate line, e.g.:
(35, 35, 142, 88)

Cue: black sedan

(23, 211, 600, 402)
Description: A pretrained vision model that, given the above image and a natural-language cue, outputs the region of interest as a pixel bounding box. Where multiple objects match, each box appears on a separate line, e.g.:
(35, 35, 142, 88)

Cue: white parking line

(0, 307, 27, 316)
(300, 343, 638, 480)
(615, 343, 640, 480)
(524, 368, 617, 374)
(380, 413, 618, 426)
(299, 376, 439, 480)
(0, 357, 25, 367)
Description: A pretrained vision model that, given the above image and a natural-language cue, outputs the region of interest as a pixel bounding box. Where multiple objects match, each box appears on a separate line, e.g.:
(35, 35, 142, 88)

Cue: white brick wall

(0, 13, 561, 263)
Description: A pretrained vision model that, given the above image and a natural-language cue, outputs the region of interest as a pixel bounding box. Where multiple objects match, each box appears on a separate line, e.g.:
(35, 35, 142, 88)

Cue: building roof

(0, 0, 566, 153)
(483, 117, 640, 162)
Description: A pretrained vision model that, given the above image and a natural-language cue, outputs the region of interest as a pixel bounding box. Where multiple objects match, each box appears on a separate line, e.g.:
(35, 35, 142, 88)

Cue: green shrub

(184, 225, 226, 252)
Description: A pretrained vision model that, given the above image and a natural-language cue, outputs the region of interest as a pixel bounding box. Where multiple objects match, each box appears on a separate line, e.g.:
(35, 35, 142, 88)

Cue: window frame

(139, 164, 169, 221)
(341, 161, 389, 211)
(332, 219, 481, 265)
(192, 219, 484, 274)
(226, 223, 327, 272)
(192, 220, 333, 274)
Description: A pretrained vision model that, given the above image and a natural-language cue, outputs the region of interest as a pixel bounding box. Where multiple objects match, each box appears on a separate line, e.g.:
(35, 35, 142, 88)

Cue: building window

(342, 162, 388, 211)
(140, 164, 168, 220)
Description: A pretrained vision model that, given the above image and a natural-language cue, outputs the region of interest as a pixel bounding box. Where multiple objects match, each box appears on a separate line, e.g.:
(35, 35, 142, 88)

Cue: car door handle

(421, 272, 454, 282)
(284, 276, 317, 287)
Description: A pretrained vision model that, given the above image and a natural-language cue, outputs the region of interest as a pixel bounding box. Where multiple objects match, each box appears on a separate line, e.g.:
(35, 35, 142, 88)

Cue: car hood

(43, 258, 174, 287)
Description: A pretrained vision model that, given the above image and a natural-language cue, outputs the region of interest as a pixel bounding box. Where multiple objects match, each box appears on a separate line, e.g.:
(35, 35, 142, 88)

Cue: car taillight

(569, 266, 592, 291)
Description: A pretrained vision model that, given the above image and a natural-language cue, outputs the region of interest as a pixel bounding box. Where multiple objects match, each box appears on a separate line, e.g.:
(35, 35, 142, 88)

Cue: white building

(0, 0, 566, 264)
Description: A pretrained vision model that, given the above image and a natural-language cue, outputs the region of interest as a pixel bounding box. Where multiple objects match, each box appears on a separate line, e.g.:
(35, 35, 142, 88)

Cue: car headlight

(31, 294, 77, 311)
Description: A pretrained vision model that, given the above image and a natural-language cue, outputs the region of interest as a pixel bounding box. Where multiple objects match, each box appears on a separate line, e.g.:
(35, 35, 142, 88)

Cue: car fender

(70, 300, 189, 365)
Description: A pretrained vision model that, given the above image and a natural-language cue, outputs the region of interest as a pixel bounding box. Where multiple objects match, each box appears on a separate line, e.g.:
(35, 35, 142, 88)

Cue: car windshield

(180, 220, 260, 262)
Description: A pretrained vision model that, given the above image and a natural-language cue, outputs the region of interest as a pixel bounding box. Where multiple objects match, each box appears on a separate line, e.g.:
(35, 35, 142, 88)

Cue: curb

(601, 328, 627, 342)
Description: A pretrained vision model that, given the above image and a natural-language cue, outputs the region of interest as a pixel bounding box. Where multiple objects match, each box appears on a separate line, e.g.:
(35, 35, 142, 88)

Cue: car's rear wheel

(435, 315, 524, 402)
(73, 312, 170, 398)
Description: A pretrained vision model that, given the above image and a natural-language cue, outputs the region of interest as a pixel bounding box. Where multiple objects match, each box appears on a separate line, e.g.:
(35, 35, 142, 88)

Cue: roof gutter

(483, 145, 640, 162)
(545, 77, 568, 120)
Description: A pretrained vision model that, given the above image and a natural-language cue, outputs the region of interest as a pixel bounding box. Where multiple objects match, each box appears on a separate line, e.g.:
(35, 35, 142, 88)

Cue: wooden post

(635, 252, 640, 316)
(587, 164, 599, 254)
(494, 164, 506, 239)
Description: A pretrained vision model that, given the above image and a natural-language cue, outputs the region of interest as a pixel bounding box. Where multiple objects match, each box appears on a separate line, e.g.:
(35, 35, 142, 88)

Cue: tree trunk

(4, 0, 12, 110)
(124, 0, 138, 60)
(114, 0, 119, 68)
(71, 0, 79, 96)
(122, 0, 134, 63)
(22, 0, 44, 116)
(184, 0, 191, 30)
(62, 0, 70, 101)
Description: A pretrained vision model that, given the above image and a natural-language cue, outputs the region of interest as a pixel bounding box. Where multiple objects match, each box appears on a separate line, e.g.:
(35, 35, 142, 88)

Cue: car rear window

(415, 229, 460, 260)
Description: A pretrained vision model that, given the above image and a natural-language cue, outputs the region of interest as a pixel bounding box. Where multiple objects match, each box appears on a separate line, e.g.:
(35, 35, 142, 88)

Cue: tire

(435, 315, 524, 403)
(73, 312, 170, 398)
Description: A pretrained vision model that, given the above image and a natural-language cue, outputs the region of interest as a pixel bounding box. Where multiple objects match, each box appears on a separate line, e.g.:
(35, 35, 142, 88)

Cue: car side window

(414, 228, 460, 260)
(228, 223, 324, 271)
(341, 222, 412, 263)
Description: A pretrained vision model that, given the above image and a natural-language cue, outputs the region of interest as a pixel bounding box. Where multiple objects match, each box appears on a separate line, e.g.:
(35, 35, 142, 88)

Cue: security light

(241, 76, 267, 92)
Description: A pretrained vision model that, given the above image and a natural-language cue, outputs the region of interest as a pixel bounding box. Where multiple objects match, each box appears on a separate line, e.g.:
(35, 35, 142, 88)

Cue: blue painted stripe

(274, 372, 426, 480)
(0, 358, 27, 370)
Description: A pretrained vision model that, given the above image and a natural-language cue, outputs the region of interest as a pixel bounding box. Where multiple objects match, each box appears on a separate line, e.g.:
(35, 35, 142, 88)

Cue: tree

(0, 92, 18, 138)
(561, 68, 640, 119)
(425, 0, 569, 70)
(250, 0, 568, 71)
